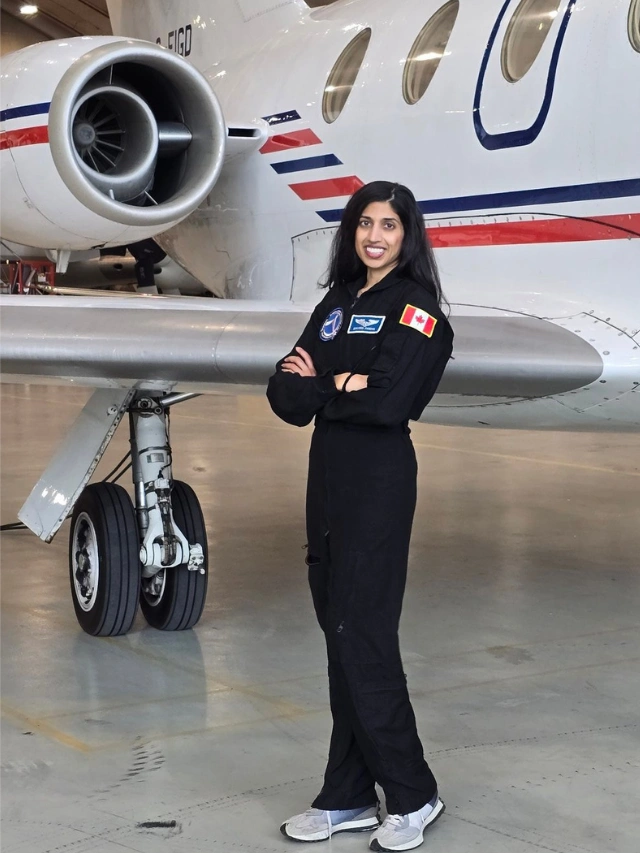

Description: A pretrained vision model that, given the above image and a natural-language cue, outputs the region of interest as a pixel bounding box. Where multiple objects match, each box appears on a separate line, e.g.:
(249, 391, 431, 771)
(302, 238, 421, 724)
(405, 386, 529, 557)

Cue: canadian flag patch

(399, 304, 438, 337)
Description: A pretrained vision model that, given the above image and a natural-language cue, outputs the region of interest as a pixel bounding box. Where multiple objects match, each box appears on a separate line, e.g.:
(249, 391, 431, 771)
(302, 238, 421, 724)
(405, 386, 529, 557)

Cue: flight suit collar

(347, 266, 403, 299)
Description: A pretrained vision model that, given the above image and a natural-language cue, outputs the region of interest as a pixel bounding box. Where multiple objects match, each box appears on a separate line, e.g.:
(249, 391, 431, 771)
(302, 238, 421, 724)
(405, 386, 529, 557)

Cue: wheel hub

(72, 512, 99, 612)
(141, 570, 166, 607)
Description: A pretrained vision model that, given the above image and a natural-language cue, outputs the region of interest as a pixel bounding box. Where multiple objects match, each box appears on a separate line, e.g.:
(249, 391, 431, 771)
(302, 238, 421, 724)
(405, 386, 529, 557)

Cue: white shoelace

(383, 814, 406, 828)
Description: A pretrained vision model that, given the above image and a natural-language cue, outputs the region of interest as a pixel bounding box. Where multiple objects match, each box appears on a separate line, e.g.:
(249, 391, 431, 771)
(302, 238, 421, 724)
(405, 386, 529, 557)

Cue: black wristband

(341, 372, 356, 392)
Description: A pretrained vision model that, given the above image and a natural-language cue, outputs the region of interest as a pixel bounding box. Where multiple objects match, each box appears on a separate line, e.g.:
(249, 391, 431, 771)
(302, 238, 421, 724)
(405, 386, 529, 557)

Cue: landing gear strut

(68, 392, 208, 636)
(139, 480, 208, 630)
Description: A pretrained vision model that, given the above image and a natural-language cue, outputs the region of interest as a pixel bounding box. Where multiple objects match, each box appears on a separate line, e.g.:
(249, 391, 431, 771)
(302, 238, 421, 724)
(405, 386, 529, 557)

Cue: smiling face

(355, 201, 405, 282)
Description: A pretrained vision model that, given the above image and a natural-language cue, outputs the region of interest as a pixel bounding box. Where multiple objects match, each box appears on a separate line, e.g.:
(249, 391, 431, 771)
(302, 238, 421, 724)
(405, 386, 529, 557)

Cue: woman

(266, 181, 453, 852)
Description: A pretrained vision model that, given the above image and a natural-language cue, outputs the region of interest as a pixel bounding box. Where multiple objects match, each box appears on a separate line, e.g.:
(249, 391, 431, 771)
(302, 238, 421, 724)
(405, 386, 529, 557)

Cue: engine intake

(49, 40, 225, 226)
(72, 81, 159, 202)
(0, 37, 226, 247)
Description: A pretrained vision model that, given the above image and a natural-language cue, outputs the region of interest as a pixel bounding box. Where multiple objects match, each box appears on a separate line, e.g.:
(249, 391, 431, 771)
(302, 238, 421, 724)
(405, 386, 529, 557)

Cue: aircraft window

(402, 0, 459, 105)
(322, 28, 372, 123)
(501, 0, 563, 83)
(630, 0, 640, 51)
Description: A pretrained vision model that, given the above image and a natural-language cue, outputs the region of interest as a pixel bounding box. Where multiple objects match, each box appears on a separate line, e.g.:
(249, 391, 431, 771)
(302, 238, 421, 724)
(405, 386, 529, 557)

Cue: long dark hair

(321, 181, 447, 309)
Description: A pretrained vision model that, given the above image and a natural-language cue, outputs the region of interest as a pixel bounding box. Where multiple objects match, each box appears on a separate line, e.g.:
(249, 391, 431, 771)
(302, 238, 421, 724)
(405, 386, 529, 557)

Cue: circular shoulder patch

(320, 307, 344, 341)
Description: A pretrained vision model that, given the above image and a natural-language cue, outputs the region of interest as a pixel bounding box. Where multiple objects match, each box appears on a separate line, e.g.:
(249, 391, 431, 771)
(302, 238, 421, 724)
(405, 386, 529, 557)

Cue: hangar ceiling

(1, 0, 111, 39)
(0, 0, 342, 41)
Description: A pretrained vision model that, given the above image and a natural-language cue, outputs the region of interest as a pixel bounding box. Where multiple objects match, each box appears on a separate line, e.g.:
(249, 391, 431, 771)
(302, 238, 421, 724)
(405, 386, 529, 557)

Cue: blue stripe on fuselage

(316, 178, 640, 223)
(271, 154, 342, 174)
(0, 102, 50, 123)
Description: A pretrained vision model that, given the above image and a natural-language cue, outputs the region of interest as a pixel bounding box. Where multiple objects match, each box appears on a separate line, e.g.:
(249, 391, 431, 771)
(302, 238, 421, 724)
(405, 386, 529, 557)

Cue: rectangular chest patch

(399, 304, 438, 337)
(347, 314, 386, 334)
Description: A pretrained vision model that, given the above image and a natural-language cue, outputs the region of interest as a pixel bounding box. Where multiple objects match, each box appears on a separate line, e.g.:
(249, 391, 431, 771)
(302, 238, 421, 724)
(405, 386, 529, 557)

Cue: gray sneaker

(369, 794, 445, 851)
(281, 804, 380, 842)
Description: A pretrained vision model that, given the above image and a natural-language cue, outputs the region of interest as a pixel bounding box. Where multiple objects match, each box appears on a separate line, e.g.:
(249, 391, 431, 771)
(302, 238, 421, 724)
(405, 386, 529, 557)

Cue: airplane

(1, 0, 638, 637)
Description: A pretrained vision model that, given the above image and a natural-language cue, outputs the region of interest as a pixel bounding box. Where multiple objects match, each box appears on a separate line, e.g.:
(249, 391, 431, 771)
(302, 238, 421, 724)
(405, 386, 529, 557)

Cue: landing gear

(67, 392, 208, 636)
(69, 483, 141, 636)
(139, 480, 208, 630)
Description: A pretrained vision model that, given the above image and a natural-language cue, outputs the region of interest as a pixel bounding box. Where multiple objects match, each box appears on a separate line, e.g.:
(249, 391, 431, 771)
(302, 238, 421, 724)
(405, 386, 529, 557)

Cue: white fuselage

(108, 0, 638, 320)
(102, 0, 640, 429)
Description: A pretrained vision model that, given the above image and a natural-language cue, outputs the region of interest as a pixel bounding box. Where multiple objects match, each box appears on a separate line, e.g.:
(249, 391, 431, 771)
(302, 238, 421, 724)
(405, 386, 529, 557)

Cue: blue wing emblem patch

(320, 308, 344, 341)
(347, 314, 386, 334)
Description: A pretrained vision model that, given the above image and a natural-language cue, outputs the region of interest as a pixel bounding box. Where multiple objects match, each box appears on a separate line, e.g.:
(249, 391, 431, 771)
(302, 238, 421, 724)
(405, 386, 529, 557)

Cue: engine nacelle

(0, 37, 226, 249)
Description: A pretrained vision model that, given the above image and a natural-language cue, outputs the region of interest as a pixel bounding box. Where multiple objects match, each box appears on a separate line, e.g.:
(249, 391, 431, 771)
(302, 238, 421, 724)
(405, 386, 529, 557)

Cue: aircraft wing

(0, 294, 603, 401)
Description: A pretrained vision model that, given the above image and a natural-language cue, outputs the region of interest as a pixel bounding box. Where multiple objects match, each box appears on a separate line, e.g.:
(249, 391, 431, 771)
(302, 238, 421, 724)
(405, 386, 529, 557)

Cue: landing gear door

(18, 389, 135, 542)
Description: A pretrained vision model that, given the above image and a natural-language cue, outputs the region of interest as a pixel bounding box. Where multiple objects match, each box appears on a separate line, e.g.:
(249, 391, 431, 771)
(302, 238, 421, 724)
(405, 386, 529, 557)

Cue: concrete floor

(1, 385, 639, 853)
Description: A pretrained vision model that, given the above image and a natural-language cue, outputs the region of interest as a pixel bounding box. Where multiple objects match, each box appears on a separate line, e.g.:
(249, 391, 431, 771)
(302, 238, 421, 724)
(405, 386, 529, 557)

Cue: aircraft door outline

(473, 0, 577, 150)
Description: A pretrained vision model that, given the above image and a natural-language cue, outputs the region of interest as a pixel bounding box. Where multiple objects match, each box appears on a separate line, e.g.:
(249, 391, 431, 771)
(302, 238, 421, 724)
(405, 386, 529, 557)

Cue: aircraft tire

(139, 480, 208, 631)
(69, 483, 141, 636)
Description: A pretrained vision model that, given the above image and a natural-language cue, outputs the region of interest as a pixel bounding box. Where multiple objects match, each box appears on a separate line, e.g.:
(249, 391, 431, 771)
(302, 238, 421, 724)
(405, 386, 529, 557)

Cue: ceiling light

(20, 4, 39, 14)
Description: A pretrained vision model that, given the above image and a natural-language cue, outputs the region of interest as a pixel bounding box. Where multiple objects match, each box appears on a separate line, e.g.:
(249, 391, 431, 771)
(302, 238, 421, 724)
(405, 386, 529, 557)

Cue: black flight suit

(267, 268, 454, 816)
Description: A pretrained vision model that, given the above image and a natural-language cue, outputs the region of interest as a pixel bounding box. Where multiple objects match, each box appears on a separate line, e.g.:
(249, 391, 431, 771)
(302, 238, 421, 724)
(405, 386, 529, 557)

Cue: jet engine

(0, 37, 225, 249)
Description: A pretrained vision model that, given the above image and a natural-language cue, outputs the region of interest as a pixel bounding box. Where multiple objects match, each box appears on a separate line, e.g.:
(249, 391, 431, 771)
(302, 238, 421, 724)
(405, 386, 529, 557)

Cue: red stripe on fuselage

(0, 125, 49, 150)
(427, 213, 640, 248)
(290, 176, 365, 200)
(260, 128, 322, 154)
(3, 122, 637, 249)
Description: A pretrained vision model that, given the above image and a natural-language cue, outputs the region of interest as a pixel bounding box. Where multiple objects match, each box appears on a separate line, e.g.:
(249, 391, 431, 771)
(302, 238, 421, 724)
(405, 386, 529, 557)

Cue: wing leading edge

(0, 294, 603, 400)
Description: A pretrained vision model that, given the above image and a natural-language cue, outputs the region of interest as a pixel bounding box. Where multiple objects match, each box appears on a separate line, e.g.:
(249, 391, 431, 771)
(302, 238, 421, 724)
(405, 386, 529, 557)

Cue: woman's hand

(281, 347, 317, 377)
(334, 373, 368, 392)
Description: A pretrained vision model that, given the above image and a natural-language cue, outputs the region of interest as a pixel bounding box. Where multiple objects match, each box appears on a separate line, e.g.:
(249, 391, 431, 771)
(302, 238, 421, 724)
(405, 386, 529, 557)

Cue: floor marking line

(0, 701, 94, 753)
(4, 392, 635, 477)
(6, 657, 635, 741)
(174, 410, 640, 476)
(431, 722, 638, 758)
(176, 414, 640, 477)
(0, 391, 90, 408)
(418, 656, 640, 696)
(48, 621, 640, 719)
(100, 637, 308, 715)
(450, 813, 590, 853)
(174, 412, 304, 433)
(87, 707, 328, 750)
(405, 623, 640, 663)
(412, 441, 640, 477)
(31, 708, 329, 757)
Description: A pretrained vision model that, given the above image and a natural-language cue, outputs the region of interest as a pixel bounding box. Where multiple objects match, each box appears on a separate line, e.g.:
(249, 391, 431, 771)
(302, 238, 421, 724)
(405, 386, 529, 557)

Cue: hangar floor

(1, 385, 639, 853)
